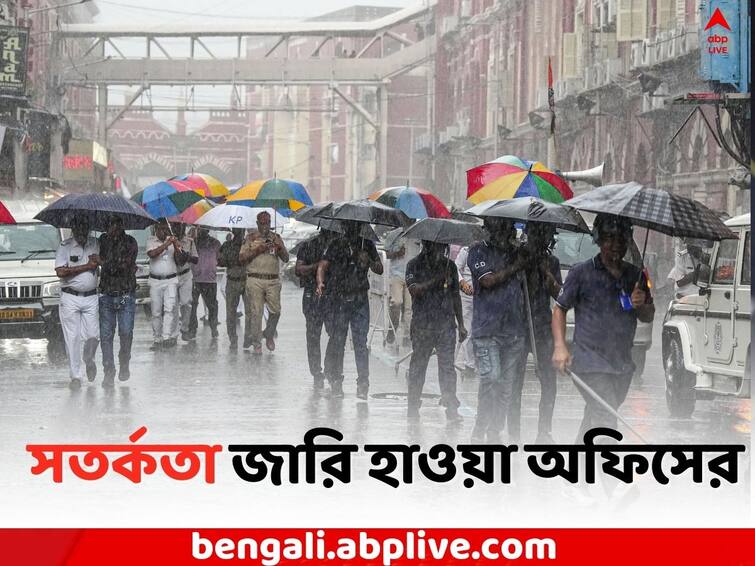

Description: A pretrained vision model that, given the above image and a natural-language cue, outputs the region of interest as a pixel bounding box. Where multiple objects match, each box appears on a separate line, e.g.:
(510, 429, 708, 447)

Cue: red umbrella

(0, 201, 15, 224)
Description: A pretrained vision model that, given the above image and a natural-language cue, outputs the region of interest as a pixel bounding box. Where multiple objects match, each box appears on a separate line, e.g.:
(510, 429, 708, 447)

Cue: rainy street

(0, 281, 750, 527)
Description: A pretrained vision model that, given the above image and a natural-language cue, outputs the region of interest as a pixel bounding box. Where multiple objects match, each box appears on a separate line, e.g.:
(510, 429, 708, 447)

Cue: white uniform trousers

(173, 271, 194, 337)
(150, 278, 178, 342)
(59, 292, 99, 379)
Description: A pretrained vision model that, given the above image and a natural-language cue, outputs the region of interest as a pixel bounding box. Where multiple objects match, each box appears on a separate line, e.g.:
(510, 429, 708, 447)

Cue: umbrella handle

(637, 226, 649, 286)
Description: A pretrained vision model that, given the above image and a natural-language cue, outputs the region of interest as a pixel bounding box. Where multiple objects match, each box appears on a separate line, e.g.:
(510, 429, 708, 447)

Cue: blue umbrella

(35, 193, 157, 232)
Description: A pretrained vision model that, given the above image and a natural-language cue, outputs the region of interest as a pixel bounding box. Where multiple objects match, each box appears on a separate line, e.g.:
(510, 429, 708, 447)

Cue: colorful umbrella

(0, 200, 15, 224)
(168, 198, 215, 224)
(227, 178, 313, 216)
(368, 186, 451, 219)
(132, 181, 204, 220)
(466, 155, 573, 204)
(171, 173, 230, 202)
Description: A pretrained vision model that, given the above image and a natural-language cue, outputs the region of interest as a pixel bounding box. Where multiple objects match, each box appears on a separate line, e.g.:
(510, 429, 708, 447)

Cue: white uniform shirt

(454, 246, 472, 283)
(147, 235, 178, 277)
(667, 247, 697, 297)
(177, 236, 198, 277)
(389, 237, 421, 279)
(55, 236, 99, 292)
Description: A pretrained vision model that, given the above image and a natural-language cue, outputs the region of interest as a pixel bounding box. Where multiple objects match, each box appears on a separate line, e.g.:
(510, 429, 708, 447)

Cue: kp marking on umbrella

(228, 216, 244, 225)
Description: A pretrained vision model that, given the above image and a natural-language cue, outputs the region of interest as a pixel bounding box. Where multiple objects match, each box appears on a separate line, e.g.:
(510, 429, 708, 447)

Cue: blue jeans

(323, 294, 370, 385)
(99, 293, 136, 376)
(472, 335, 527, 437)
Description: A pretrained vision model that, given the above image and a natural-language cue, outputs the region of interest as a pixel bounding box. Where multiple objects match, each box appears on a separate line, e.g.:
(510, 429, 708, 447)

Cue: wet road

(0, 282, 750, 527)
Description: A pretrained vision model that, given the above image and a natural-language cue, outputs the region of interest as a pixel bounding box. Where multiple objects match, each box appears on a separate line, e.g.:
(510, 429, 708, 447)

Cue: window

(617, 0, 648, 41)
(712, 239, 738, 285)
(741, 232, 750, 285)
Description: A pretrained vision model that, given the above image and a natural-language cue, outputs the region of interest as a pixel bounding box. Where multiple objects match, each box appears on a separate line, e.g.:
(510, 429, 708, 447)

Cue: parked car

(0, 200, 65, 359)
(552, 228, 652, 379)
(662, 213, 750, 417)
(126, 228, 152, 311)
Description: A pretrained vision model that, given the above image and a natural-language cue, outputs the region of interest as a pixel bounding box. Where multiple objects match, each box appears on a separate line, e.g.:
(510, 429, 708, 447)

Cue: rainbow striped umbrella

(171, 173, 229, 202)
(466, 155, 573, 204)
(227, 178, 312, 216)
(368, 186, 450, 219)
(168, 198, 215, 224)
(132, 181, 204, 220)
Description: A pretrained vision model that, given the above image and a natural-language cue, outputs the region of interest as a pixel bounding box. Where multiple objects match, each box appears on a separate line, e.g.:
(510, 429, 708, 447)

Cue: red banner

(1, 529, 753, 566)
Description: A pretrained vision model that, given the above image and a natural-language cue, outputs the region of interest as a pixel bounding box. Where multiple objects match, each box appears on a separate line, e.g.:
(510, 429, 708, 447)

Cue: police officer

(146, 220, 181, 350)
(173, 223, 198, 342)
(218, 228, 249, 350)
(55, 217, 100, 389)
(239, 211, 288, 354)
(317, 220, 383, 399)
(405, 240, 467, 421)
(295, 228, 335, 390)
(467, 217, 528, 443)
(552, 214, 655, 440)
(508, 223, 562, 443)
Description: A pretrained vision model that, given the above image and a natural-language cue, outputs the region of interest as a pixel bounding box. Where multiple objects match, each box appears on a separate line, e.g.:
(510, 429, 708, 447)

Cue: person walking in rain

(146, 220, 182, 350)
(55, 216, 100, 389)
(552, 214, 655, 440)
(452, 244, 476, 379)
(97, 215, 138, 386)
(295, 228, 335, 390)
(316, 220, 383, 399)
(508, 223, 562, 443)
(468, 217, 528, 443)
(384, 235, 419, 345)
(218, 228, 249, 350)
(188, 227, 221, 340)
(173, 223, 198, 342)
(405, 240, 467, 421)
(239, 211, 288, 354)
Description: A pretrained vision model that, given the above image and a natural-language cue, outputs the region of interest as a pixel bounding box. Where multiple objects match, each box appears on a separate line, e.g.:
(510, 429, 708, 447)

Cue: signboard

(27, 111, 57, 180)
(699, 0, 750, 93)
(0, 25, 29, 95)
(64, 139, 96, 183)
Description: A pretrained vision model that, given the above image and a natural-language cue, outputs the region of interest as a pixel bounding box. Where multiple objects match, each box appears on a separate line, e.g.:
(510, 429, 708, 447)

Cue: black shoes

(181, 331, 195, 342)
(313, 374, 325, 391)
(242, 336, 253, 350)
(163, 338, 177, 349)
(69, 377, 81, 390)
(407, 405, 420, 420)
(85, 361, 97, 382)
(330, 381, 344, 398)
(118, 365, 130, 382)
(356, 382, 369, 400)
(211, 327, 219, 339)
(150, 341, 162, 351)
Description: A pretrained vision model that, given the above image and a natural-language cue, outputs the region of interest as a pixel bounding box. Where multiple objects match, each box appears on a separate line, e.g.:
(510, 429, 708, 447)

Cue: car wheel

(46, 326, 67, 364)
(664, 337, 696, 418)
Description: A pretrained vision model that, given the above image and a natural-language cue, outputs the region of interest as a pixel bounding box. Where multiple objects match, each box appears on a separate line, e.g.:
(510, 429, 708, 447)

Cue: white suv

(0, 200, 65, 359)
(662, 213, 751, 417)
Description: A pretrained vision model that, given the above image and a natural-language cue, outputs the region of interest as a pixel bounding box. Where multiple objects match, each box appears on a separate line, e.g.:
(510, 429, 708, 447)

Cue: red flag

(547, 57, 555, 135)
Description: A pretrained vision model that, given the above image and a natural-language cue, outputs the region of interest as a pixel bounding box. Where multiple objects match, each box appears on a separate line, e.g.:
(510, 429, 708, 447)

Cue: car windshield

(553, 230, 641, 269)
(126, 228, 151, 261)
(0, 223, 61, 261)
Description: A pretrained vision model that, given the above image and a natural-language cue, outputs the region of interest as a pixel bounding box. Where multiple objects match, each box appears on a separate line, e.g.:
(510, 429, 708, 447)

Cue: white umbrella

(194, 203, 288, 230)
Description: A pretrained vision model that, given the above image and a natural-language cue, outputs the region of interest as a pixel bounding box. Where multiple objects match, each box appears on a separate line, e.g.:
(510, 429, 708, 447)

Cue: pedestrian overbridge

(53, 2, 436, 185)
(55, 2, 435, 87)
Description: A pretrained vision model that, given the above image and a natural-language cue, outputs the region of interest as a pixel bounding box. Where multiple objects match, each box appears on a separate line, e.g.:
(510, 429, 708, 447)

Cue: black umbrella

(401, 218, 488, 246)
(565, 182, 737, 241)
(314, 199, 412, 227)
(35, 193, 157, 232)
(293, 204, 378, 240)
(465, 196, 590, 233)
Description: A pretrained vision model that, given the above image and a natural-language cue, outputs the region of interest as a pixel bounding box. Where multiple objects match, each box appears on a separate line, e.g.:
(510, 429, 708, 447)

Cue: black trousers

(323, 294, 370, 385)
(574, 371, 633, 443)
(303, 291, 327, 379)
(407, 326, 459, 409)
(189, 282, 218, 333)
(508, 332, 557, 437)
